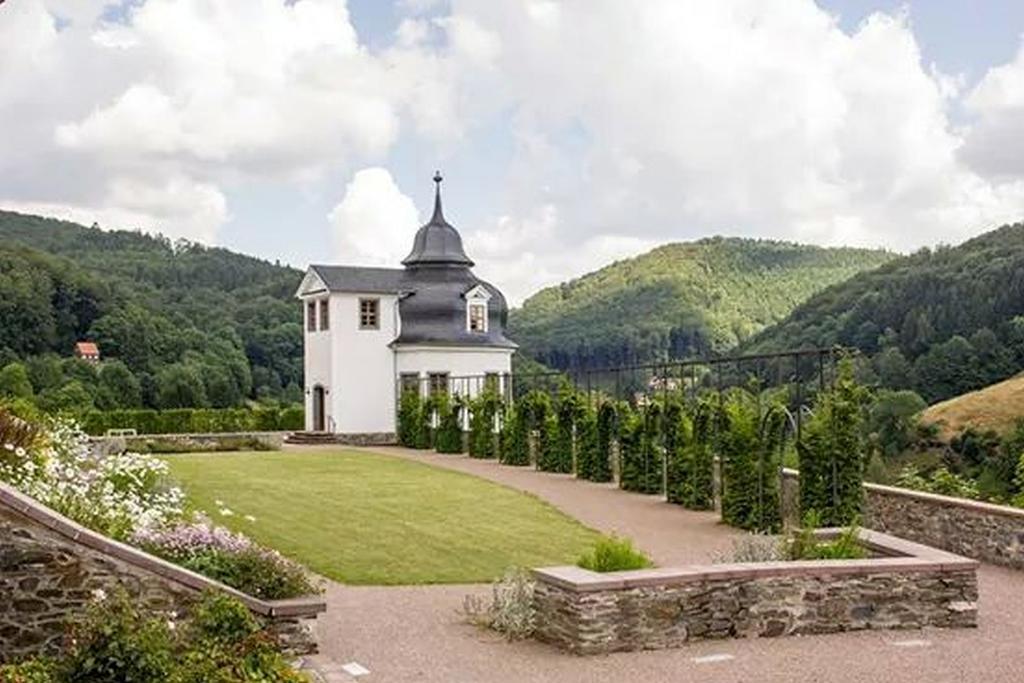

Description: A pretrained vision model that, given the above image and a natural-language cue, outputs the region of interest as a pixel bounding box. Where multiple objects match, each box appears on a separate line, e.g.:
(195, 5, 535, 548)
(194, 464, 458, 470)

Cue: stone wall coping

(781, 466, 1024, 522)
(533, 528, 977, 593)
(0, 481, 325, 619)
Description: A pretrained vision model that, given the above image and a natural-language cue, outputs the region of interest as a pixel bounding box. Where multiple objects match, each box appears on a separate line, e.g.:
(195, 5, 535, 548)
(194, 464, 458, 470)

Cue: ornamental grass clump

(785, 511, 867, 561)
(576, 535, 653, 573)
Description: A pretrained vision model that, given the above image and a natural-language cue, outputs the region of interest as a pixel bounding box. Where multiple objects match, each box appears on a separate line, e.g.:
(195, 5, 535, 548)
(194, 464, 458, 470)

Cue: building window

(428, 372, 449, 397)
(306, 301, 316, 332)
(359, 298, 379, 329)
(400, 372, 420, 395)
(468, 303, 487, 333)
(319, 300, 330, 331)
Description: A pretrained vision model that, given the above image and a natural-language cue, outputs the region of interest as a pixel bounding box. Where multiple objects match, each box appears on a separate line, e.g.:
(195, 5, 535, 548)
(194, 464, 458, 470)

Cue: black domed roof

(402, 172, 474, 267)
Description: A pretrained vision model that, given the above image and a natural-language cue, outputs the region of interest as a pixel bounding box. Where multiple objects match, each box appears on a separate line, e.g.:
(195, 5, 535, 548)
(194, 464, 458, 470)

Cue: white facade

(297, 270, 513, 436)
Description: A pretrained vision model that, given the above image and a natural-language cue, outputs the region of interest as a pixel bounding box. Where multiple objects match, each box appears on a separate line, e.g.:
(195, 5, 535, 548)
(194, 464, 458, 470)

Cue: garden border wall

(532, 528, 977, 655)
(0, 481, 325, 662)
(781, 468, 1024, 569)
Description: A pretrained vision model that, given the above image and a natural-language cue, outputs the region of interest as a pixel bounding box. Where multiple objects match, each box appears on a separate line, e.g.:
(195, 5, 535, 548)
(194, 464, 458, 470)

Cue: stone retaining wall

(782, 469, 1024, 570)
(532, 529, 978, 655)
(0, 482, 325, 662)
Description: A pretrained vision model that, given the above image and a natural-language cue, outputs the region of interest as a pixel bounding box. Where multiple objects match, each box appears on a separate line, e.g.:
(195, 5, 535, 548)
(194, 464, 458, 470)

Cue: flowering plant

(133, 519, 318, 599)
(0, 411, 316, 599)
(0, 416, 185, 540)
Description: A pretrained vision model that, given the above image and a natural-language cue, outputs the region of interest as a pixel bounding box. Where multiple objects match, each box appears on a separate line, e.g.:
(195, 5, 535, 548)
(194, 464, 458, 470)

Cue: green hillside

(508, 237, 894, 370)
(0, 210, 303, 411)
(743, 222, 1024, 403)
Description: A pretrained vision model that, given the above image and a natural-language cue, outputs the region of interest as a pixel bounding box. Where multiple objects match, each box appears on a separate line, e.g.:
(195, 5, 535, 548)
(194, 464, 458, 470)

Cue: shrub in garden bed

(665, 397, 714, 510)
(576, 535, 653, 572)
(499, 404, 531, 466)
(469, 389, 501, 459)
(0, 590, 307, 683)
(461, 567, 537, 641)
(133, 522, 318, 600)
(434, 394, 464, 454)
(618, 403, 663, 494)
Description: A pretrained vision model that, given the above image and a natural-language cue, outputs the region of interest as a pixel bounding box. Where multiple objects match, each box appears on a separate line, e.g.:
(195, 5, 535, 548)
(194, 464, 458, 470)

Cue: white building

(295, 173, 517, 439)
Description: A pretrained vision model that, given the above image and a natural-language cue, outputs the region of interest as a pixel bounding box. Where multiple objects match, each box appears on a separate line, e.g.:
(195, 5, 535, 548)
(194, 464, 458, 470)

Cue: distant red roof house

(74, 342, 100, 363)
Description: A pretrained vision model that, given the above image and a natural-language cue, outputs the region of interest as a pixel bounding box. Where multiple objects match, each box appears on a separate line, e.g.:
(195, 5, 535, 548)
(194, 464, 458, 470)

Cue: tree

(0, 363, 34, 400)
(155, 364, 208, 409)
(867, 389, 926, 458)
(37, 380, 94, 413)
(873, 347, 912, 389)
(97, 360, 142, 409)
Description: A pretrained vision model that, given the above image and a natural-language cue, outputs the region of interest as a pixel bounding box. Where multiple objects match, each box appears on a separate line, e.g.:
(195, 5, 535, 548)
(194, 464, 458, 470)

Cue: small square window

(359, 298, 379, 329)
(400, 373, 420, 394)
(306, 301, 316, 332)
(428, 372, 449, 397)
(319, 300, 330, 331)
(468, 303, 487, 333)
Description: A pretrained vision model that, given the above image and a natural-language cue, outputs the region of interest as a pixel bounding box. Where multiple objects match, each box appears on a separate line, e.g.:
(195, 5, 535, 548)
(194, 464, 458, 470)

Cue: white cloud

(435, 0, 1024, 270)
(328, 168, 421, 266)
(960, 39, 1024, 179)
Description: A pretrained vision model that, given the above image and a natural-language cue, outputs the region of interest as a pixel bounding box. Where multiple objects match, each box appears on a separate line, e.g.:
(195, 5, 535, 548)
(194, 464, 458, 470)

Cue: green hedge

(619, 403, 664, 494)
(798, 359, 868, 526)
(435, 394, 465, 454)
(666, 398, 714, 510)
(468, 390, 501, 459)
(499, 403, 530, 466)
(81, 406, 303, 436)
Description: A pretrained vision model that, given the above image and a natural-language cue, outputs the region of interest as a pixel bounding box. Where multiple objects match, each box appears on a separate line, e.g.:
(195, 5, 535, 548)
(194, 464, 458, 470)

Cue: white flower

(219, 508, 234, 517)
(244, 515, 256, 522)
(214, 499, 225, 506)
(91, 588, 107, 602)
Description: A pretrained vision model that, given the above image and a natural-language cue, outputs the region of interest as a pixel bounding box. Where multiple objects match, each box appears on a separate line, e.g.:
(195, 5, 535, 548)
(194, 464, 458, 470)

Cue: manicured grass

(163, 450, 601, 585)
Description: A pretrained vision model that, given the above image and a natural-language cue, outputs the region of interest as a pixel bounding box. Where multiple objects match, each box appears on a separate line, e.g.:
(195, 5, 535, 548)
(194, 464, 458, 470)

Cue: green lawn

(163, 450, 601, 585)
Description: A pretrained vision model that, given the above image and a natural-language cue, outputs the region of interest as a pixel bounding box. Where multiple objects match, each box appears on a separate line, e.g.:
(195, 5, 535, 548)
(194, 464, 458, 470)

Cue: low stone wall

(93, 431, 285, 454)
(0, 482, 325, 662)
(782, 469, 1024, 570)
(532, 529, 977, 655)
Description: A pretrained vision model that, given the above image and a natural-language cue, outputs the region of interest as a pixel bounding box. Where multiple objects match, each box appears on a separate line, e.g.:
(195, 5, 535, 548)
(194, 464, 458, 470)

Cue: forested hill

(0, 210, 303, 411)
(742, 222, 1024, 403)
(508, 237, 894, 371)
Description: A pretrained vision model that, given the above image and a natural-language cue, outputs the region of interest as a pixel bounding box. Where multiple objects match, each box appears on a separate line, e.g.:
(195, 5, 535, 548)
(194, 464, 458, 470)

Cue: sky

(3, 1, 1024, 305)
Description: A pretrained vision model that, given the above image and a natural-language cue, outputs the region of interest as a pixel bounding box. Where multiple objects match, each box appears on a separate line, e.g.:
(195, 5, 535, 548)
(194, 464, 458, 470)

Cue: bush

(666, 397, 714, 510)
(619, 403, 663, 494)
(461, 567, 536, 641)
(397, 389, 421, 448)
(133, 521, 318, 600)
(786, 511, 866, 561)
(6, 591, 306, 683)
(573, 402, 600, 480)
(0, 659, 57, 683)
(576, 535, 653, 573)
(798, 359, 869, 526)
(498, 404, 530, 466)
(434, 394, 464, 454)
(61, 590, 177, 683)
(468, 389, 500, 459)
(895, 465, 980, 500)
(552, 388, 582, 473)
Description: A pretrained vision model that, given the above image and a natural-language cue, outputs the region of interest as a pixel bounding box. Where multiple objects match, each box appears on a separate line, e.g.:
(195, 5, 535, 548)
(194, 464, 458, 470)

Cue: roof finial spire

(431, 170, 444, 222)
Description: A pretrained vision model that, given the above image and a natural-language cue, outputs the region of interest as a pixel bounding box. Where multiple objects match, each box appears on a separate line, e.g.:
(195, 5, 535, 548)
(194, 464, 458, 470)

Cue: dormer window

(464, 284, 492, 334)
(468, 303, 487, 333)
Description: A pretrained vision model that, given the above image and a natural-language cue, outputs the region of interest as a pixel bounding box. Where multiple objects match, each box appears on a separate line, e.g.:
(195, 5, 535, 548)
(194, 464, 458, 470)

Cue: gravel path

(298, 446, 1024, 683)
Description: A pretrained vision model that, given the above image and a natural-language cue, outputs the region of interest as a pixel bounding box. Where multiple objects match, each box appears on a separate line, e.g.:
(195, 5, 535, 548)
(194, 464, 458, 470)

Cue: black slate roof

(309, 265, 406, 294)
(402, 172, 474, 267)
(304, 173, 516, 350)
